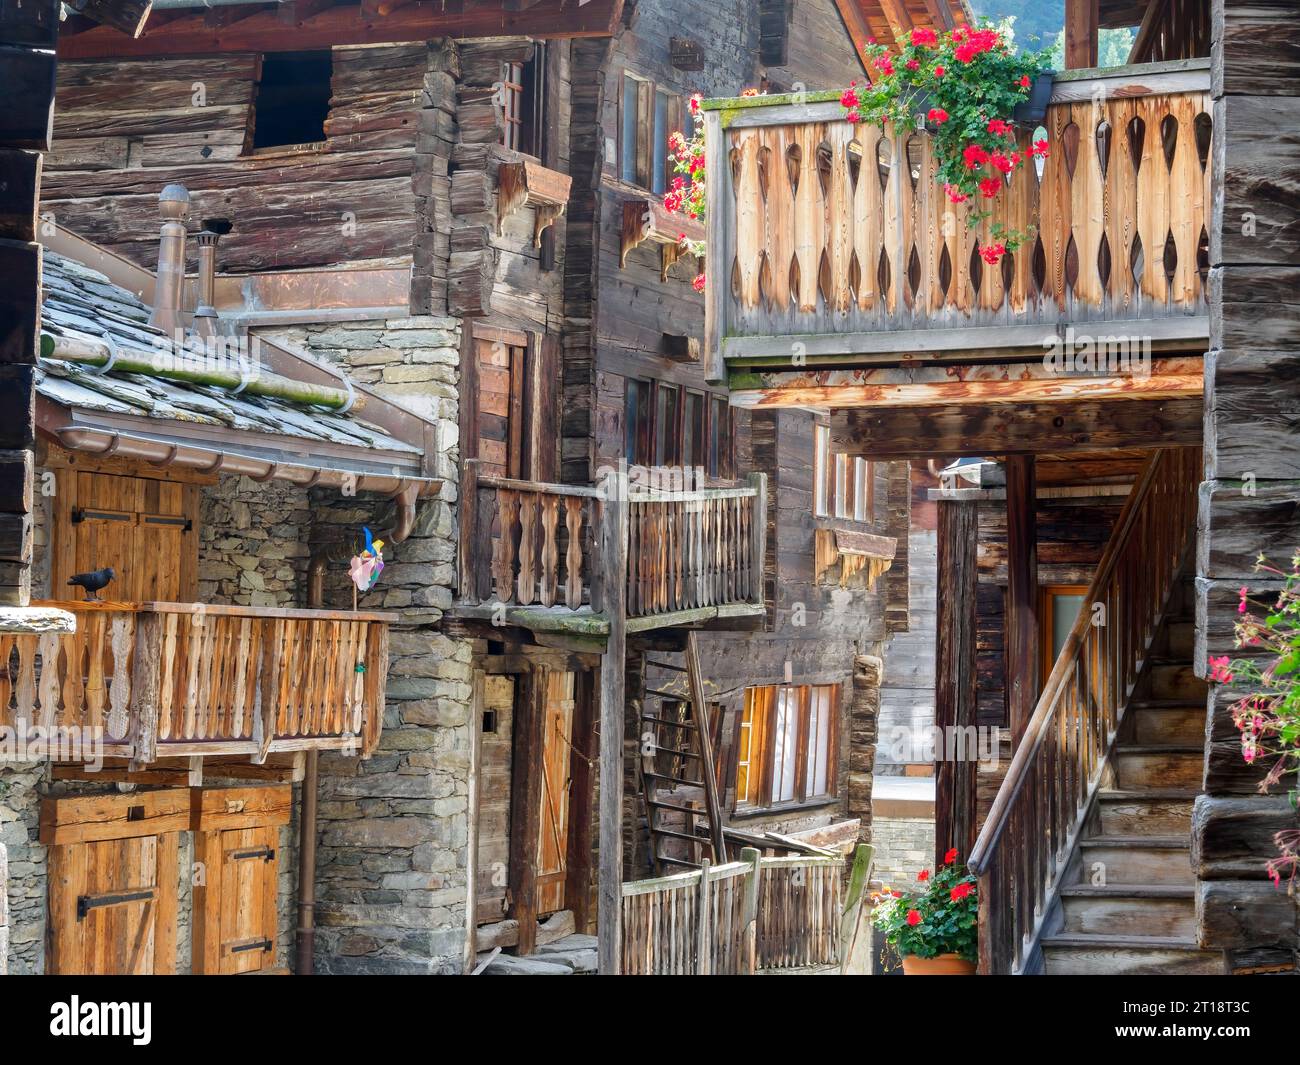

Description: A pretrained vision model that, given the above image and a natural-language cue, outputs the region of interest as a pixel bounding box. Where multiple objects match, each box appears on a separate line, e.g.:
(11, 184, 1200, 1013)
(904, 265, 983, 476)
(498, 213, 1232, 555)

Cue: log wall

(1195, 0, 1300, 972)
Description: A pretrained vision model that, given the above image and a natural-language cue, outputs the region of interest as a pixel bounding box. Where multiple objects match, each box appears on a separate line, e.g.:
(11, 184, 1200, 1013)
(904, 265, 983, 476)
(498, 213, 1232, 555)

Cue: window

(814, 423, 871, 520)
(501, 44, 546, 156)
(735, 684, 839, 808)
(1040, 585, 1089, 684)
(250, 51, 332, 151)
(620, 73, 681, 193)
(625, 379, 732, 476)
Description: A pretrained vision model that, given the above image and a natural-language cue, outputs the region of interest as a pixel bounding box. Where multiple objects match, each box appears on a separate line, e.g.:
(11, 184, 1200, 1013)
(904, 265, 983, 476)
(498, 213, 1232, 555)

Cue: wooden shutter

(51, 470, 198, 603)
(191, 785, 291, 974)
(42, 790, 187, 975)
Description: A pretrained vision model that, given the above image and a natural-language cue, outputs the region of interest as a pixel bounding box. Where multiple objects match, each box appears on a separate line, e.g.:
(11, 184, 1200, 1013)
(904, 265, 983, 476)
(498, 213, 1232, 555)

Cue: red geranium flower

(950, 882, 974, 902)
(980, 242, 1007, 264)
(906, 909, 922, 926)
(1020, 74, 1032, 88)
(979, 177, 1001, 198)
(906, 58, 920, 71)
(917, 869, 930, 882)
(1031, 138, 1051, 158)
(987, 118, 1012, 137)
(990, 152, 1013, 174)
(962, 144, 990, 169)
(944, 847, 960, 864)
(840, 86, 859, 109)
(910, 27, 937, 47)
(934, 65, 945, 76)
(927, 107, 949, 124)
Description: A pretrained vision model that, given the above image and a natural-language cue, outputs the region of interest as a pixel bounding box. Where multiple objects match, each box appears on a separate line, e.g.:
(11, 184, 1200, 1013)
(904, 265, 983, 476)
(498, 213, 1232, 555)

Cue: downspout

(296, 481, 420, 975)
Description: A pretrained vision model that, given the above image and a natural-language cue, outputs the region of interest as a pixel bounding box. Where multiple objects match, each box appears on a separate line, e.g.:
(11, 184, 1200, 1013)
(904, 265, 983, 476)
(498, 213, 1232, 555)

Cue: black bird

(67, 567, 116, 601)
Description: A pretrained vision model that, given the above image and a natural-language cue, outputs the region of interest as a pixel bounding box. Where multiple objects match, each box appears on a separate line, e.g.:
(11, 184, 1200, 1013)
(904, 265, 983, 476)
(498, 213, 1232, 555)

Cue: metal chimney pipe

(193, 229, 220, 334)
(148, 184, 190, 337)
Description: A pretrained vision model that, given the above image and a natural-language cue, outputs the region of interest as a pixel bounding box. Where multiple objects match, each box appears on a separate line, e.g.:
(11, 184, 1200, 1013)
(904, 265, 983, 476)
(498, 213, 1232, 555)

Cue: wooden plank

(508, 666, 545, 955)
(39, 788, 190, 845)
(1005, 456, 1039, 746)
(190, 784, 293, 831)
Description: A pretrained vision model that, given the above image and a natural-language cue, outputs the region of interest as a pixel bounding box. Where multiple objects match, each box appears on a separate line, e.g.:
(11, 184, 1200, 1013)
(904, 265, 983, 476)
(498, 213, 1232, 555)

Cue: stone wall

(871, 815, 936, 894)
(261, 315, 471, 975)
(198, 476, 311, 607)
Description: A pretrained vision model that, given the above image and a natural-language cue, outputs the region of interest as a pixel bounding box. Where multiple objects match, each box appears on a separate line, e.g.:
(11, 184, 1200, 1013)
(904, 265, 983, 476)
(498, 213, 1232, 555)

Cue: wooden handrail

(966, 446, 1200, 974)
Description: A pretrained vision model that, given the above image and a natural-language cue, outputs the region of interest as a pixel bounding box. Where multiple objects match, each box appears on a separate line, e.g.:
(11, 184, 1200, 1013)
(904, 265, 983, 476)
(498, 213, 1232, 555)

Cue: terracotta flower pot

(900, 953, 976, 975)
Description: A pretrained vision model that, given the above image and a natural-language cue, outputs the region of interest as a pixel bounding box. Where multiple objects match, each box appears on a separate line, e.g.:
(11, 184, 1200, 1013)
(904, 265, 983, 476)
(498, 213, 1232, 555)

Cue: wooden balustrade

(626, 476, 766, 620)
(967, 447, 1200, 974)
(703, 63, 1212, 371)
(460, 461, 768, 626)
(0, 601, 393, 762)
(618, 848, 845, 974)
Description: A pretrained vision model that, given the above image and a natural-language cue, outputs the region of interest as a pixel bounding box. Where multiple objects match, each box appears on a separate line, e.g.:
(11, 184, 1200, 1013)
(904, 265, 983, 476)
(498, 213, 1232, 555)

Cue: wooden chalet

(703, 0, 1300, 976)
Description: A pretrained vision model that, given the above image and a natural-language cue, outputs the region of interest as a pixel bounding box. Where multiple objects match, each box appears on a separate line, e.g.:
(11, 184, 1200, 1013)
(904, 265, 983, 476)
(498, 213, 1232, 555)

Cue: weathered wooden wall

(41, 45, 436, 277)
(1195, 0, 1300, 972)
(0, 0, 56, 609)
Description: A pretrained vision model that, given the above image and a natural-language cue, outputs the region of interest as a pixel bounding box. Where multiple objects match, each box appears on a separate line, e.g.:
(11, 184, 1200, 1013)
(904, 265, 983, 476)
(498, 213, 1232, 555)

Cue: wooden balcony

(2, 602, 392, 764)
(701, 61, 1212, 382)
(456, 462, 768, 639)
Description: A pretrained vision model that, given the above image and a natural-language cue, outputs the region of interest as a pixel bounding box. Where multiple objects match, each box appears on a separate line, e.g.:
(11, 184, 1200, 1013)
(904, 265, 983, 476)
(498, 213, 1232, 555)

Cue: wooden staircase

(968, 447, 1206, 974)
(639, 633, 728, 873)
(1039, 576, 1222, 975)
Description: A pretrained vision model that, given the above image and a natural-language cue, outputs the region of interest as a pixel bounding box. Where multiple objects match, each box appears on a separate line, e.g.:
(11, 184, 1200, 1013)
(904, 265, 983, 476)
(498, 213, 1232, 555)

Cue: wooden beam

(58, 0, 622, 58)
(565, 668, 597, 934)
(934, 498, 978, 865)
(1064, 0, 1099, 68)
(74, 0, 153, 37)
(728, 361, 1203, 410)
(1005, 456, 1038, 747)
(596, 469, 628, 975)
(831, 397, 1204, 460)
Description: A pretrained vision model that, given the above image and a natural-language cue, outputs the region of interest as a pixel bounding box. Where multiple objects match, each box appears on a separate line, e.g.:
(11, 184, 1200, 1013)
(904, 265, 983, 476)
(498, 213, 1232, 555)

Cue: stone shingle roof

(38, 249, 420, 457)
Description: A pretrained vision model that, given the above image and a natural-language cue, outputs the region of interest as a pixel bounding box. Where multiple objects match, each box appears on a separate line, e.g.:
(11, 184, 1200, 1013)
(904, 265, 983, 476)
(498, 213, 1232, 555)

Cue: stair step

(1147, 663, 1208, 703)
(1114, 745, 1203, 790)
(1042, 933, 1223, 975)
(1131, 704, 1205, 746)
(1059, 884, 1196, 938)
(1166, 620, 1195, 658)
(1095, 793, 1194, 837)
(1074, 837, 1193, 885)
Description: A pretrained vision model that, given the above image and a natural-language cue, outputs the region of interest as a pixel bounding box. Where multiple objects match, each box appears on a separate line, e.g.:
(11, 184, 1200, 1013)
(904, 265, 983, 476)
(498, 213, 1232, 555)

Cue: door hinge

(76, 888, 156, 921)
(230, 846, 275, 862)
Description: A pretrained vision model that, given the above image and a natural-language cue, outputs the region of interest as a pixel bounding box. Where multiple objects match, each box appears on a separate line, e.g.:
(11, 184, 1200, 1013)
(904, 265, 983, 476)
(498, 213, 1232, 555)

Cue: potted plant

(871, 848, 978, 974)
(838, 20, 1054, 264)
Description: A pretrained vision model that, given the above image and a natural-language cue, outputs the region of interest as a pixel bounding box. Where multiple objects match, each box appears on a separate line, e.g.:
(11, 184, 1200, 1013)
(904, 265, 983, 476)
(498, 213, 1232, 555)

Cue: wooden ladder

(639, 633, 729, 873)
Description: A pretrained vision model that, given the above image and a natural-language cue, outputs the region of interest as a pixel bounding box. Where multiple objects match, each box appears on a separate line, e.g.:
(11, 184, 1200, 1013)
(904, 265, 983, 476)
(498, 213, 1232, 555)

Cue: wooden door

(46, 833, 179, 974)
(51, 470, 198, 603)
(194, 825, 280, 974)
(535, 670, 575, 915)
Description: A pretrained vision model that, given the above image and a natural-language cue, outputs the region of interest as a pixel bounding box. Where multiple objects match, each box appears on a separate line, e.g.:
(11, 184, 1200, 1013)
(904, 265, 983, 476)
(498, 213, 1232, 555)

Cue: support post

(696, 857, 712, 975)
(508, 664, 545, 957)
(1064, 0, 1099, 68)
(1005, 456, 1039, 748)
(934, 498, 978, 863)
(740, 846, 761, 974)
(596, 467, 628, 974)
(839, 842, 875, 974)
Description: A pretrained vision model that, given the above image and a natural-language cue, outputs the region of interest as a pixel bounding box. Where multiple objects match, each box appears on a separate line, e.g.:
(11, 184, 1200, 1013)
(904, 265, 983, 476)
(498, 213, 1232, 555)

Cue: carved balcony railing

(1, 601, 392, 762)
(458, 461, 768, 632)
(701, 60, 1212, 377)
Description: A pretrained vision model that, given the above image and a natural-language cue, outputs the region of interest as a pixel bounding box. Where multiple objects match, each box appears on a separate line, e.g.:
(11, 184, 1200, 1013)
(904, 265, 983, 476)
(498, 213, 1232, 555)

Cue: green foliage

(871, 852, 978, 961)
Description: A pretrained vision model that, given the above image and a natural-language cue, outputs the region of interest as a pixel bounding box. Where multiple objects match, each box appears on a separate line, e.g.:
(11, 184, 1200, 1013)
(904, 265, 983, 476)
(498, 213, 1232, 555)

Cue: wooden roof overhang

(833, 0, 970, 70)
(57, 0, 625, 59)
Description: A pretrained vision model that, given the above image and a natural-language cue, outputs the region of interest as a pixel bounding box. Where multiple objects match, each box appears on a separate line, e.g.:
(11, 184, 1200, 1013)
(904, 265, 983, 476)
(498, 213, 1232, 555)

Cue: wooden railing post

(747, 472, 767, 607)
(696, 857, 713, 975)
(839, 842, 875, 974)
(458, 458, 479, 602)
(128, 609, 162, 769)
(741, 847, 761, 975)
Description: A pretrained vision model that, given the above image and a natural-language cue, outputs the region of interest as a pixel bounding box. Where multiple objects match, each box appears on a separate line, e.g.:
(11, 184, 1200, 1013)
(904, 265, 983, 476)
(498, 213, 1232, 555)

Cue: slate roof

(38, 249, 420, 458)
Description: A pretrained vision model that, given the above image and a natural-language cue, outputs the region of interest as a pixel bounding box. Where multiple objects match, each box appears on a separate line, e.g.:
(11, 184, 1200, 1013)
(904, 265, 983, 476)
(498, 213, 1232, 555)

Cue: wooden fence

(0, 601, 392, 762)
(460, 462, 768, 624)
(618, 845, 869, 974)
(703, 62, 1212, 368)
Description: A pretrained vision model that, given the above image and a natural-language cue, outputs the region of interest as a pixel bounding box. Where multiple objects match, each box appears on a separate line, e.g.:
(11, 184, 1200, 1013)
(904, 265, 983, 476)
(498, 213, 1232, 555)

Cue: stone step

(1072, 837, 1193, 885)
(480, 952, 578, 976)
(1095, 790, 1195, 836)
(1042, 933, 1223, 975)
(1130, 704, 1205, 747)
(1114, 745, 1203, 790)
(1058, 884, 1196, 939)
(1147, 662, 1208, 703)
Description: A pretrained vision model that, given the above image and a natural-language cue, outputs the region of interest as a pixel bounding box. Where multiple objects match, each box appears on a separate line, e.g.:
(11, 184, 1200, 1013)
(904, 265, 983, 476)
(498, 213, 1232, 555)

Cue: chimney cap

(158, 184, 190, 219)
